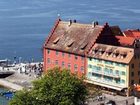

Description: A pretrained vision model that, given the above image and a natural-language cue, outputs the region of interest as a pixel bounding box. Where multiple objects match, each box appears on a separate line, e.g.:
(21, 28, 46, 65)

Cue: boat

(0, 71, 14, 78)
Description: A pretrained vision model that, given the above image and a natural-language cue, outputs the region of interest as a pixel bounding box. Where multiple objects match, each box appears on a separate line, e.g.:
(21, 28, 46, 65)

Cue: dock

(0, 79, 23, 91)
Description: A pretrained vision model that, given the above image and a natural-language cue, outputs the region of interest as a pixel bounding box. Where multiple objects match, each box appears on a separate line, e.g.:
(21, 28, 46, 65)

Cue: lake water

(0, 87, 9, 105)
(0, 0, 140, 61)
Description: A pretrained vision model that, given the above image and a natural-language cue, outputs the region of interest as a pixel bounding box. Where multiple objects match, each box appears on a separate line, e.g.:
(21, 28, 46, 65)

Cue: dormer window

(53, 37, 60, 44)
(106, 49, 112, 56)
(92, 48, 98, 54)
(81, 43, 88, 50)
(112, 51, 119, 58)
(98, 48, 105, 55)
(120, 52, 127, 59)
(67, 40, 74, 47)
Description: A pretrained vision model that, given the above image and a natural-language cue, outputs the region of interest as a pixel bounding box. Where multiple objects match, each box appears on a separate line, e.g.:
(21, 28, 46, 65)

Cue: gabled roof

(44, 19, 104, 55)
(115, 36, 135, 46)
(89, 43, 134, 64)
(124, 29, 140, 39)
(110, 26, 123, 36)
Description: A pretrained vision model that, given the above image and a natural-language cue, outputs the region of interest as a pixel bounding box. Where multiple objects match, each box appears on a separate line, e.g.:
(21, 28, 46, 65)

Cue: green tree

(9, 67, 88, 105)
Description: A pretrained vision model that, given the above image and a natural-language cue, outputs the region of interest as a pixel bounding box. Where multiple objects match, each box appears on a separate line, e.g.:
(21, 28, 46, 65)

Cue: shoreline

(0, 79, 23, 91)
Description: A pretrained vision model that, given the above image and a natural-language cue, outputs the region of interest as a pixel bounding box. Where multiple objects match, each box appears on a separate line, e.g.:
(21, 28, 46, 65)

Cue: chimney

(92, 21, 99, 28)
(104, 22, 109, 27)
(73, 19, 76, 23)
(95, 21, 99, 25)
(68, 19, 72, 26)
(92, 21, 96, 28)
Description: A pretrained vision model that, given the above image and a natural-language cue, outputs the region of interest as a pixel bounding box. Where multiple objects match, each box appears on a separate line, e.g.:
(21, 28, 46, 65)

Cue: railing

(91, 70, 120, 78)
(87, 76, 125, 88)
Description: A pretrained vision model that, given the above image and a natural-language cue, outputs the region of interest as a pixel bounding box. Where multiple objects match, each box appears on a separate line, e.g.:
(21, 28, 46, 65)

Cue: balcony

(91, 70, 120, 79)
(85, 78, 126, 90)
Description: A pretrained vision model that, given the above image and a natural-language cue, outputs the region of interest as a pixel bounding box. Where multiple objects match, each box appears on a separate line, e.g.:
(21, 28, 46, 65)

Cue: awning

(84, 79, 127, 91)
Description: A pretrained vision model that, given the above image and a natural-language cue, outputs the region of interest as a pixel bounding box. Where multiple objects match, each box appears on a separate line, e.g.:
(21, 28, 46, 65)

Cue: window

(131, 72, 134, 77)
(74, 64, 78, 71)
(131, 80, 134, 85)
(80, 66, 84, 72)
(47, 58, 50, 64)
(81, 57, 84, 61)
(122, 71, 126, 76)
(56, 51, 59, 55)
(110, 69, 113, 74)
(105, 61, 113, 65)
(75, 55, 78, 60)
(120, 64, 126, 67)
(115, 63, 120, 66)
(115, 70, 119, 75)
(121, 79, 125, 84)
(88, 64, 92, 68)
(47, 50, 50, 54)
(131, 64, 134, 69)
(68, 54, 71, 58)
(55, 60, 58, 65)
(62, 61, 65, 67)
(62, 52, 65, 57)
(89, 57, 92, 61)
(68, 63, 71, 69)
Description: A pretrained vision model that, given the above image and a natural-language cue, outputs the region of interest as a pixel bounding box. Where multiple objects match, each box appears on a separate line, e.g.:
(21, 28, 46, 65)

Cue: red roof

(44, 19, 105, 55)
(124, 29, 140, 39)
(115, 36, 135, 46)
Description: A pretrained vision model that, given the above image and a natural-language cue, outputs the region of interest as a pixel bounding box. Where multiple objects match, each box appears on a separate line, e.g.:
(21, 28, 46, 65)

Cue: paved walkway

(0, 79, 23, 91)
(88, 93, 134, 105)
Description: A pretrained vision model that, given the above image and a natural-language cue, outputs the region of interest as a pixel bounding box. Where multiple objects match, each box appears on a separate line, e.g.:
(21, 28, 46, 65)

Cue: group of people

(18, 62, 43, 77)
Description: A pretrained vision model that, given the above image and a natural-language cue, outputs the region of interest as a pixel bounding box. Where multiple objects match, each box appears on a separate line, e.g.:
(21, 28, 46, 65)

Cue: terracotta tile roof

(124, 29, 140, 39)
(44, 19, 104, 55)
(89, 43, 134, 64)
(134, 85, 140, 92)
(115, 36, 135, 46)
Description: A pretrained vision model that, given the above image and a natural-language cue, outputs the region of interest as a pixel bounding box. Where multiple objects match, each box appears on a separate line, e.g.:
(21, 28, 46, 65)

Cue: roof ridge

(85, 25, 105, 55)
(44, 18, 61, 46)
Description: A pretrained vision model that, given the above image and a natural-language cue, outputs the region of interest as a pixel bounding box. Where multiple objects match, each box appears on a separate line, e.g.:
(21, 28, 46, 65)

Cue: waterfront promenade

(0, 79, 23, 91)
(0, 62, 43, 90)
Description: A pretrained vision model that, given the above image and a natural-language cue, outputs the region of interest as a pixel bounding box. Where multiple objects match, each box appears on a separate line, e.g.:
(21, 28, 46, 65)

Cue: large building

(86, 43, 139, 96)
(43, 19, 120, 75)
(43, 19, 140, 96)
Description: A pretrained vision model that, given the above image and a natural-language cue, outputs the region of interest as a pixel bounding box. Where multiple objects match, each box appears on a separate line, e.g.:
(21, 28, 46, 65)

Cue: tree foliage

(9, 67, 88, 105)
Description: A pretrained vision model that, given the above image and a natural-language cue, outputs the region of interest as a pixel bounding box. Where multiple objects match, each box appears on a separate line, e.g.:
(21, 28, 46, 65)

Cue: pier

(0, 79, 23, 91)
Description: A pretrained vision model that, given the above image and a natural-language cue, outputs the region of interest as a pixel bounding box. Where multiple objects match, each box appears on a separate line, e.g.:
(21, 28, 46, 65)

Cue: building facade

(44, 49, 87, 76)
(43, 19, 140, 96)
(86, 43, 140, 96)
(43, 19, 120, 75)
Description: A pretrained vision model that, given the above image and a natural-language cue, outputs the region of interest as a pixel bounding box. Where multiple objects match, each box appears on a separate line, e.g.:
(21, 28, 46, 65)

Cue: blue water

(0, 0, 140, 61)
(0, 87, 9, 105)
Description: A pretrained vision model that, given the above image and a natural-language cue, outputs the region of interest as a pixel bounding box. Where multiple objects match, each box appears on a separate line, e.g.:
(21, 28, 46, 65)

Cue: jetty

(0, 79, 23, 91)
